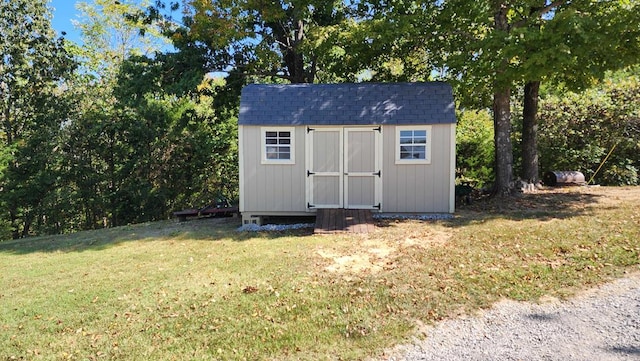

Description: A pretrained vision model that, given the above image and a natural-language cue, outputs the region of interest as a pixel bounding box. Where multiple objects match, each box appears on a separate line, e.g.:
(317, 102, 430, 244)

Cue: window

(395, 126, 431, 164)
(261, 127, 295, 164)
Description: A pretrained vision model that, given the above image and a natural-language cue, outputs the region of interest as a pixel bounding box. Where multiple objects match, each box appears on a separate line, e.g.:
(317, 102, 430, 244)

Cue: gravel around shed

(381, 272, 640, 361)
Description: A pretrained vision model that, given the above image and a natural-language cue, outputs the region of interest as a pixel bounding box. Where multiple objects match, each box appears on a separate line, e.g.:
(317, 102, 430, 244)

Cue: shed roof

(238, 82, 456, 126)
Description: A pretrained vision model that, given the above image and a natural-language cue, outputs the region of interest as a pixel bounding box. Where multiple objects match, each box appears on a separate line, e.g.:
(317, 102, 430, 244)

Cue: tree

(139, 0, 349, 84)
(73, 0, 169, 77)
(518, 1, 640, 183)
(430, 0, 640, 194)
(0, 0, 76, 238)
(315, 0, 437, 82)
(58, 0, 172, 228)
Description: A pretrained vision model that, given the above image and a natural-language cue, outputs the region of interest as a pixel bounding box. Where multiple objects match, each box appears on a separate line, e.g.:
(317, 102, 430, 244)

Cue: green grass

(1, 187, 639, 360)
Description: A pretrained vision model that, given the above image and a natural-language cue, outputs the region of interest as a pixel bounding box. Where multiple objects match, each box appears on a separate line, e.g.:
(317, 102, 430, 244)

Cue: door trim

(306, 126, 382, 211)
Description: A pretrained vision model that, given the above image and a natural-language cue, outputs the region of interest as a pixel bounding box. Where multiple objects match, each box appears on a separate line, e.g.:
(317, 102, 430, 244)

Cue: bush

(538, 71, 640, 186)
(456, 109, 494, 188)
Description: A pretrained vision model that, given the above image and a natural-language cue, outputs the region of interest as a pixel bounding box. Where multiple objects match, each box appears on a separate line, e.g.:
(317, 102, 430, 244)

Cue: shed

(238, 82, 457, 225)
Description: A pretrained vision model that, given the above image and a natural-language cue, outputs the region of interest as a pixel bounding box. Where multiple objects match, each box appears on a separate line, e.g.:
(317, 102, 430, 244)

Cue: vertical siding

(240, 126, 307, 213)
(240, 124, 454, 214)
(382, 124, 454, 213)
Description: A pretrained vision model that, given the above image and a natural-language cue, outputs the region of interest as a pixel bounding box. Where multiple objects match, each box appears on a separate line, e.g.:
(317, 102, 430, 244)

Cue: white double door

(306, 127, 382, 210)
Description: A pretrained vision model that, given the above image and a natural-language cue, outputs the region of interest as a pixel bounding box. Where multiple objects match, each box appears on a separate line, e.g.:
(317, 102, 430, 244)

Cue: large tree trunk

(491, 2, 514, 196)
(493, 88, 514, 196)
(522, 80, 540, 183)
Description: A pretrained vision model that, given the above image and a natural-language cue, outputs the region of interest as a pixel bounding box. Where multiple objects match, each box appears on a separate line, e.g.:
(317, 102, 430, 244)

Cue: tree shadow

(374, 189, 603, 229)
(606, 345, 640, 357)
(447, 189, 603, 227)
(526, 312, 558, 322)
(0, 216, 316, 255)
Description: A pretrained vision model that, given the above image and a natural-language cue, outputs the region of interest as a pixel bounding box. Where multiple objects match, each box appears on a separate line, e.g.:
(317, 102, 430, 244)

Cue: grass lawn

(1, 186, 639, 360)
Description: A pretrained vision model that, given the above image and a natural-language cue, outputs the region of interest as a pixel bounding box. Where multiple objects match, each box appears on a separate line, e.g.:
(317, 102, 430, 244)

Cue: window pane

(414, 136, 427, 144)
(279, 138, 290, 144)
(400, 145, 412, 159)
(399, 130, 412, 137)
(278, 152, 290, 159)
(400, 145, 425, 159)
(266, 138, 277, 144)
(278, 131, 291, 137)
(400, 137, 412, 144)
(266, 131, 277, 137)
(414, 130, 426, 137)
(407, 146, 419, 159)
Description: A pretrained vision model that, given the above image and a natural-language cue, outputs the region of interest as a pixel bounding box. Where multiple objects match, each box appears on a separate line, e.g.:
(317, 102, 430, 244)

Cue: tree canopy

(426, 0, 640, 193)
(0, 0, 639, 239)
(0, 0, 76, 239)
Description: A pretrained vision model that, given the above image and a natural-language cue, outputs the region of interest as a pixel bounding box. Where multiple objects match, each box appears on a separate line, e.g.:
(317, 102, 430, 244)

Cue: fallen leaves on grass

(242, 286, 259, 294)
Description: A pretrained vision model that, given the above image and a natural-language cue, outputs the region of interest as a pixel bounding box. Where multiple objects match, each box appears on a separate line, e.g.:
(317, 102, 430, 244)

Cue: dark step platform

(314, 209, 375, 234)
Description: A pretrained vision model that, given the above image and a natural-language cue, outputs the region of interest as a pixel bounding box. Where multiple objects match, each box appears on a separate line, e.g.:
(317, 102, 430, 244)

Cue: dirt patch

(316, 186, 640, 275)
(317, 224, 453, 275)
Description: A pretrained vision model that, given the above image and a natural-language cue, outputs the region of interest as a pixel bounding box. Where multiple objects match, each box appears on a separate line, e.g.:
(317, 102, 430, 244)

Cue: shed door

(306, 128, 343, 208)
(344, 127, 381, 209)
(306, 127, 381, 210)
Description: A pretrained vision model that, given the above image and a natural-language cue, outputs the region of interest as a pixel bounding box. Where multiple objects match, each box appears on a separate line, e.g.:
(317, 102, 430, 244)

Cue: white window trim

(261, 127, 295, 165)
(395, 125, 432, 164)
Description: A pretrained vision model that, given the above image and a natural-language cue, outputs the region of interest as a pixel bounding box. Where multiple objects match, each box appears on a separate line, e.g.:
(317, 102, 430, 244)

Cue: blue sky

(49, 0, 83, 43)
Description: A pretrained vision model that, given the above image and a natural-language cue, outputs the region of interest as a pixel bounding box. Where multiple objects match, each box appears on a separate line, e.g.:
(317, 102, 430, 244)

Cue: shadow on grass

(0, 216, 316, 255)
(376, 190, 604, 229)
(449, 190, 603, 226)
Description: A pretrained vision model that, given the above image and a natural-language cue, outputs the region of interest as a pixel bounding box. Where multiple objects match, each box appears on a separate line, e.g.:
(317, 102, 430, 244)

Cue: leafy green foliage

(456, 110, 495, 188)
(73, 0, 169, 77)
(2, 0, 639, 239)
(314, 1, 436, 82)
(138, 0, 350, 83)
(537, 70, 640, 185)
(428, 0, 640, 193)
(0, 0, 76, 239)
(0, 0, 240, 239)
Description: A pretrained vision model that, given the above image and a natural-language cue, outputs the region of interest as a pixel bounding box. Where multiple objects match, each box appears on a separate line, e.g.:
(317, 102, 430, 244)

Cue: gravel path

(383, 272, 640, 361)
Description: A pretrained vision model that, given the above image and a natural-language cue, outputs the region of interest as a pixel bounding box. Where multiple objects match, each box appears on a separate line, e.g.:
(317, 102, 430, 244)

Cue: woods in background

(1, 0, 638, 239)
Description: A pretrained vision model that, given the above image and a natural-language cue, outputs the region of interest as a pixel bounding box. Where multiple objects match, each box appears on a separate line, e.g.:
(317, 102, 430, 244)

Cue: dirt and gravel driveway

(382, 272, 640, 361)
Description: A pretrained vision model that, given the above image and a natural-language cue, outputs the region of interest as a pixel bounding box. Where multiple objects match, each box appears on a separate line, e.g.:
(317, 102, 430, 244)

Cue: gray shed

(238, 82, 457, 225)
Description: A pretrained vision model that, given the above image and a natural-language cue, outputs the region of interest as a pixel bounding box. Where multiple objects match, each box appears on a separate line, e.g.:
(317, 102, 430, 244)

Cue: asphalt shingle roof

(238, 82, 456, 125)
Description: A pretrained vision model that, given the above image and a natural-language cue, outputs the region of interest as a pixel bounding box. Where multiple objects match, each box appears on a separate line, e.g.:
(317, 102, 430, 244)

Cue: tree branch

(511, 0, 571, 29)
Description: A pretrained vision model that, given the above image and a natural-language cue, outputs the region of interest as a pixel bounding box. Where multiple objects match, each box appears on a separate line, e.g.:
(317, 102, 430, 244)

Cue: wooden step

(314, 209, 375, 234)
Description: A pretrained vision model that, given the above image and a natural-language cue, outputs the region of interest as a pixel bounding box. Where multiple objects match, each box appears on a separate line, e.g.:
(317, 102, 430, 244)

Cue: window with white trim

(395, 125, 431, 164)
(261, 127, 295, 164)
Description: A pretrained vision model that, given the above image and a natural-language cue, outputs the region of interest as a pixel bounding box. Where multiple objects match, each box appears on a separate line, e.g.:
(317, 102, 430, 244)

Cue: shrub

(456, 109, 495, 188)
(538, 71, 640, 186)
